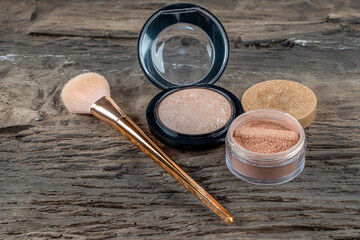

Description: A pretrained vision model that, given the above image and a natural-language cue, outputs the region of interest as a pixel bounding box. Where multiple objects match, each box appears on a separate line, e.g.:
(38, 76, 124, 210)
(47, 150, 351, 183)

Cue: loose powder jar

(138, 4, 243, 149)
(226, 109, 306, 185)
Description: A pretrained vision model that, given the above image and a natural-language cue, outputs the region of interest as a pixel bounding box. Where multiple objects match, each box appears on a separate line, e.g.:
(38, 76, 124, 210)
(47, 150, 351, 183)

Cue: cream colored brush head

(61, 72, 111, 114)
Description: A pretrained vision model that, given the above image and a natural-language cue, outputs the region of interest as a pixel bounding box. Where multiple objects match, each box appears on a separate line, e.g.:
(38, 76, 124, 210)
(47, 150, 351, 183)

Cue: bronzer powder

(157, 88, 233, 135)
(234, 120, 299, 154)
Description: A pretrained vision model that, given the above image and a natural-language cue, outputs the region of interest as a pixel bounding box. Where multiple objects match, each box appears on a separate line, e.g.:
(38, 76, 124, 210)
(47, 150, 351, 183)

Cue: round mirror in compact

(151, 22, 214, 85)
(138, 3, 243, 150)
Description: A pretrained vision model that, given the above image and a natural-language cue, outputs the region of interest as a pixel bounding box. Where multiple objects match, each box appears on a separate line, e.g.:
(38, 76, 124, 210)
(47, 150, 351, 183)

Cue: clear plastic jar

(225, 109, 306, 185)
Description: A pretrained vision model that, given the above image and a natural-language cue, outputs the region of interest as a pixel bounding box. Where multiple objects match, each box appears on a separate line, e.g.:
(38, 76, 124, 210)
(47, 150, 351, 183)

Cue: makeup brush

(61, 72, 233, 224)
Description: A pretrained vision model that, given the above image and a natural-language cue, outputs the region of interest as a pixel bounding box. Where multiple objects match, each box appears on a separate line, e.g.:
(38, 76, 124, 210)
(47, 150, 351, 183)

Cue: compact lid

(137, 3, 229, 89)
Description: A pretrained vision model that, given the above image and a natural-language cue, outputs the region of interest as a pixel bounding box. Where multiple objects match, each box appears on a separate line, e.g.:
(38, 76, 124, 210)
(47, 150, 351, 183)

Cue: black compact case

(137, 3, 243, 150)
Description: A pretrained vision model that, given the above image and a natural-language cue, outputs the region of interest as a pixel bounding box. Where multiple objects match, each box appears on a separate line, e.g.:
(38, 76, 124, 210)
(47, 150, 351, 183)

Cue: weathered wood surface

(0, 0, 359, 239)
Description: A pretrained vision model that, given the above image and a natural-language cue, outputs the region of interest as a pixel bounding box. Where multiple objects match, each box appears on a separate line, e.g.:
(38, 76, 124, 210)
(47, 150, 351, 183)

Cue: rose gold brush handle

(90, 96, 233, 224)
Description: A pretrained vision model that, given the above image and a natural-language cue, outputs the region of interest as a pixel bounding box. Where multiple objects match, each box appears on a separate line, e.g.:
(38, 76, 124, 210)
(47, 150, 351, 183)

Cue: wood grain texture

(0, 0, 359, 239)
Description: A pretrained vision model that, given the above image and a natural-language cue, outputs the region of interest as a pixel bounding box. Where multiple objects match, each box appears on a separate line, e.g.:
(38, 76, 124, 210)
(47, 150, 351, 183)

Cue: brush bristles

(61, 72, 111, 114)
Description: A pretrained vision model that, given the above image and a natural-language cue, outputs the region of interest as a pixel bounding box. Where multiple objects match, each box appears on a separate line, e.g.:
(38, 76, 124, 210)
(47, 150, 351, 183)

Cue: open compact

(138, 3, 243, 149)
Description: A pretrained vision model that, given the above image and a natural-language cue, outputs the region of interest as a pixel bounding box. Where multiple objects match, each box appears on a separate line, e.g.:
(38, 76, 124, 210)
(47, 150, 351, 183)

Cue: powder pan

(147, 85, 243, 150)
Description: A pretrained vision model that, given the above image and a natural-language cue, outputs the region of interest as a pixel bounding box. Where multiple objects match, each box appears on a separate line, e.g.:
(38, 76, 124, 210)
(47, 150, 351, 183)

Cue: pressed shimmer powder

(234, 120, 299, 154)
(226, 109, 306, 185)
(157, 88, 233, 135)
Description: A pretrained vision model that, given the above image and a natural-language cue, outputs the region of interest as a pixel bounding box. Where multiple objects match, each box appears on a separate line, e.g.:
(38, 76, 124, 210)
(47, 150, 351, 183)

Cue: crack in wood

(234, 37, 297, 49)
(0, 125, 34, 134)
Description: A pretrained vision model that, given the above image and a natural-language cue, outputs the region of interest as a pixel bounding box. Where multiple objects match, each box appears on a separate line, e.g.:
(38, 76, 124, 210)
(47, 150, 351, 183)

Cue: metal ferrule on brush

(90, 96, 233, 224)
(90, 96, 167, 158)
(90, 96, 126, 128)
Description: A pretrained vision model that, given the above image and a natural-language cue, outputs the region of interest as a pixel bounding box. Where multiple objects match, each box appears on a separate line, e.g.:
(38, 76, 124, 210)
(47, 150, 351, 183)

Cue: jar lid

(137, 3, 229, 89)
(241, 80, 317, 128)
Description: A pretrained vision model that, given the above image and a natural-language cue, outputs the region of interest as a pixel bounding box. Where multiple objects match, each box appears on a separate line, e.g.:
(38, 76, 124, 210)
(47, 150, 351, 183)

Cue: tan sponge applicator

(241, 80, 317, 128)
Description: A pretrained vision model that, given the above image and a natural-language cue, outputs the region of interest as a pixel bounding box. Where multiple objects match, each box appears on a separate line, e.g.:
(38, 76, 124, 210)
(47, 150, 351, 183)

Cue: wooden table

(1, 1, 359, 239)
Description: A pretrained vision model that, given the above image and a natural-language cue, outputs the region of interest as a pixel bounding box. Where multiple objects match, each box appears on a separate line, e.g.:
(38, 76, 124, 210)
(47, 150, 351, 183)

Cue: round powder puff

(241, 80, 317, 128)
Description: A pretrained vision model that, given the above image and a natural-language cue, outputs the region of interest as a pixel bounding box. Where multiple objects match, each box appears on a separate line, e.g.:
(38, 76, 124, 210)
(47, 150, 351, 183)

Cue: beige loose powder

(234, 120, 299, 154)
(157, 88, 233, 135)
